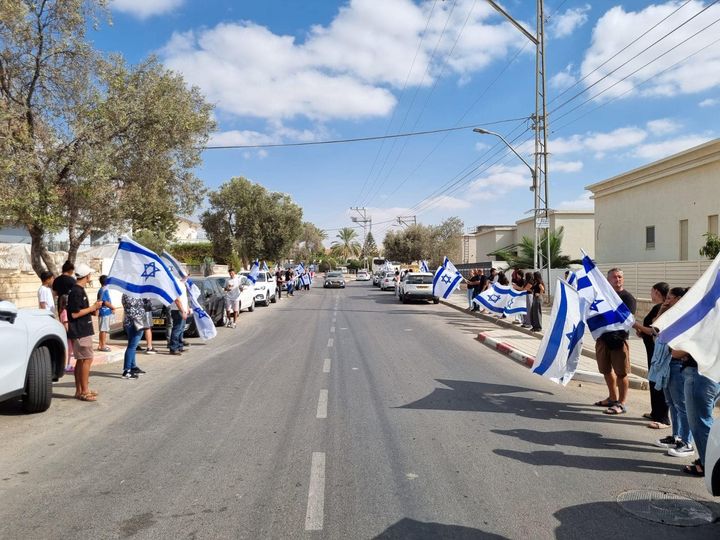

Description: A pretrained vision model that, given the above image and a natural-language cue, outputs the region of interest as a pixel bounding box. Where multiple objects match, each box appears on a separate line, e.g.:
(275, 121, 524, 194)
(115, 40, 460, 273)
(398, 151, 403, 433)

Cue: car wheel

(433, 297, 440, 304)
(23, 346, 52, 413)
(185, 319, 199, 338)
(270, 293, 277, 303)
(263, 294, 270, 307)
(248, 299, 255, 312)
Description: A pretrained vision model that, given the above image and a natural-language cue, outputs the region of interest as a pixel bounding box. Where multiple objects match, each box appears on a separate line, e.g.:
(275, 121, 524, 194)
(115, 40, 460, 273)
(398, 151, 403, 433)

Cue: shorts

(595, 338, 630, 377)
(225, 297, 240, 312)
(99, 315, 112, 332)
(71, 336, 94, 360)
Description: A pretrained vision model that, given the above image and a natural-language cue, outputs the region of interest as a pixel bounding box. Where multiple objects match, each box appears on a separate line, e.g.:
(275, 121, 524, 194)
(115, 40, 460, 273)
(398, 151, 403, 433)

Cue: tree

(202, 177, 303, 265)
(382, 217, 462, 267)
(0, 2, 215, 274)
(495, 226, 580, 269)
(330, 227, 361, 260)
(364, 232, 379, 258)
(291, 222, 326, 261)
(700, 233, 720, 259)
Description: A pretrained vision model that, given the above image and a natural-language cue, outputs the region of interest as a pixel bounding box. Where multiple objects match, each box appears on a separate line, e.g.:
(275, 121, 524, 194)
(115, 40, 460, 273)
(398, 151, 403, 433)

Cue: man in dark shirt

(52, 260, 76, 298)
(595, 267, 637, 414)
(466, 270, 481, 310)
(67, 263, 102, 402)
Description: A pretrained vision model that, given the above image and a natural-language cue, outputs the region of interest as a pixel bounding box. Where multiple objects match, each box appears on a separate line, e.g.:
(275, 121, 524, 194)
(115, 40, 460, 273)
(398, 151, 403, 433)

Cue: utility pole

(350, 206, 372, 267)
(484, 0, 551, 287)
(396, 215, 416, 228)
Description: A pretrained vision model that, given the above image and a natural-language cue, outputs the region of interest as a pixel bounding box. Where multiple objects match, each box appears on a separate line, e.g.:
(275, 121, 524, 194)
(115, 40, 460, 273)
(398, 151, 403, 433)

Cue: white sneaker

(667, 441, 694, 457)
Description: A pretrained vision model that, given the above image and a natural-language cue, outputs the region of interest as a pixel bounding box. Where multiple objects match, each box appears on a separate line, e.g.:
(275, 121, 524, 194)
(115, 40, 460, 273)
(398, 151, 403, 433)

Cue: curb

(441, 298, 650, 380)
(475, 332, 648, 390)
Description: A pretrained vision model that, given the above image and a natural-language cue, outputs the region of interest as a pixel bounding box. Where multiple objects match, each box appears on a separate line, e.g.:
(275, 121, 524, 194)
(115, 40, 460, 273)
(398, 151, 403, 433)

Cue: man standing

(67, 264, 102, 401)
(596, 268, 637, 415)
(224, 269, 242, 328)
(169, 277, 190, 354)
(275, 269, 283, 300)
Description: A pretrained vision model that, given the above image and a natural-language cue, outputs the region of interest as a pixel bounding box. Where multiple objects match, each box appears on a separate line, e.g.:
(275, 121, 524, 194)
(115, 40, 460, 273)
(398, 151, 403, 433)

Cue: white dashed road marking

(304, 452, 326, 531)
(323, 358, 331, 373)
(330, 326, 335, 333)
(327, 338, 333, 347)
(316, 389, 328, 419)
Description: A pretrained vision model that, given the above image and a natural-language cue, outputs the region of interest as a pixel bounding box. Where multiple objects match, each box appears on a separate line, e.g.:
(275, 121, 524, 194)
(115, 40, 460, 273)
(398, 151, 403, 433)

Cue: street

(1, 280, 718, 539)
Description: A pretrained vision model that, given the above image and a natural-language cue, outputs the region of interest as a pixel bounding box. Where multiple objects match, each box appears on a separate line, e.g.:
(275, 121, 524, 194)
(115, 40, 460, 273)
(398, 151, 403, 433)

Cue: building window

(709, 214, 719, 236)
(645, 226, 655, 250)
(679, 219, 689, 261)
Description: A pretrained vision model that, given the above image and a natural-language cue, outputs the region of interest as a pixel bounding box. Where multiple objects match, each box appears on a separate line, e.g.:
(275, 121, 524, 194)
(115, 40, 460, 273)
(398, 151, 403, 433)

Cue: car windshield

(406, 275, 433, 284)
(241, 272, 266, 282)
(327, 272, 342, 278)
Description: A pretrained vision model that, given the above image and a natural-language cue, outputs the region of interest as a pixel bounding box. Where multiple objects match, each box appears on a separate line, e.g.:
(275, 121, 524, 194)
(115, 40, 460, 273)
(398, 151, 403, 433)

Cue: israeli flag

(161, 250, 188, 279)
(262, 261, 269, 272)
(579, 252, 635, 339)
(247, 260, 260, 284)
(107, 236, 182, 306)
(432, 257, 463, 299)
(186, 283, 217, 341)
(419, 260, 430, 273)
(532, 279, 586, 385)
(473, 283, 529, 316)
(654, 252, 720, 380)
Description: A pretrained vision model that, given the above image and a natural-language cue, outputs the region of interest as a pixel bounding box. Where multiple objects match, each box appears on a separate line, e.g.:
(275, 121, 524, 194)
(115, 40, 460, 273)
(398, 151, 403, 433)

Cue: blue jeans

(170, 311, 186, 352)
(663, 361, 692, 444)
(123, 323, 144, 372)
(467, 288, 474, 308)
(683, 366, 720, 466)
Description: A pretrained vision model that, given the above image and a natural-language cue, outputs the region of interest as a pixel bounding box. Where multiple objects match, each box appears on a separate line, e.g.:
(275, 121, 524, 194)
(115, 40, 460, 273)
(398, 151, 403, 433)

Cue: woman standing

(529, 271, 544, 332)
(635, 282, 670, 428)
(522, 271, 534, 328)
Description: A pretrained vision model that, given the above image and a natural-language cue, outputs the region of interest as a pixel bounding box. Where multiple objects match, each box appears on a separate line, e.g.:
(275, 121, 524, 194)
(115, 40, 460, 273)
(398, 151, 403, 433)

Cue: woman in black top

(634, 282, 670, 427)
(529, 271, 544, 332)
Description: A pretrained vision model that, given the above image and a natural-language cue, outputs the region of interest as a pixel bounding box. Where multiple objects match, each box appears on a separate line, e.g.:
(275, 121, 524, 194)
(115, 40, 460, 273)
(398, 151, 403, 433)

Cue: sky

(94, 0, 720, 245)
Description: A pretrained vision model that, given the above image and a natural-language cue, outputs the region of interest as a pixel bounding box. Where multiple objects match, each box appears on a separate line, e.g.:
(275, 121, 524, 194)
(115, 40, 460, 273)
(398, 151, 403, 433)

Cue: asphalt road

(1, 280, 718, 539)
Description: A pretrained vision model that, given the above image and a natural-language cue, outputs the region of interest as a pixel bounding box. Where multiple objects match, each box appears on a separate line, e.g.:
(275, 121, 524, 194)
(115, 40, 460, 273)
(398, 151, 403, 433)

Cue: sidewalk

(441, 289, 649, 390)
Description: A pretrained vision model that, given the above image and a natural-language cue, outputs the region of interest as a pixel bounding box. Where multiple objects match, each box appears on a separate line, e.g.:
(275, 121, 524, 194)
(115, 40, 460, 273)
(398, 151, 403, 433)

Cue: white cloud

(580, 2, 720, 101)
(699, 97, 719, 107)
(547, 126, 647, 156)
(465, 164, 533, 201)
(550, 5, 591, 38)
(646, 118, 681, 135)
(553, 160, 584, 173)
(160, 0, 528, 124)
(111, 0, 182, 19)
(550, 69, 577, 90)
(632, 134, 714, 160)
(556, 191, 594, 210)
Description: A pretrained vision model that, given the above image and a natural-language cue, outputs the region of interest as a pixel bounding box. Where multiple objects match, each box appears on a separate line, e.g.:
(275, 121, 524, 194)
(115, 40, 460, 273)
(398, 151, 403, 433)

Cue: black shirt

(468, 274, 481, 293)
(66, 284, 94, 339)
(52, 274, 76, 297)
(618, 289, 637, 314)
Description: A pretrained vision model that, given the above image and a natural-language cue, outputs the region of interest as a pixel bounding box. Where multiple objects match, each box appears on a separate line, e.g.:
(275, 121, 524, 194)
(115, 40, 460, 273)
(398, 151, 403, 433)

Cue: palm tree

(331, 227, 361, 260)
(495, 226, 580, 268)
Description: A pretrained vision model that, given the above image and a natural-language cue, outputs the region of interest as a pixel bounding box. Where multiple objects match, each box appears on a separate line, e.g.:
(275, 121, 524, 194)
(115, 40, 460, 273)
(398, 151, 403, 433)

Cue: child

(37, 271, 55, 313)
(97, 275, 115, 352)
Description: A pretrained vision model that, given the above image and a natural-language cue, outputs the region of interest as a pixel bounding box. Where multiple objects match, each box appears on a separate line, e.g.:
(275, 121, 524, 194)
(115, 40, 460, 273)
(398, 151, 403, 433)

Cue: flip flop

(594, 398, 614, 407)
(647, 421, 670, 429)
(76, 393, 97, 402)
(682, 461, 704, 477)
(604, 403, 627, 415)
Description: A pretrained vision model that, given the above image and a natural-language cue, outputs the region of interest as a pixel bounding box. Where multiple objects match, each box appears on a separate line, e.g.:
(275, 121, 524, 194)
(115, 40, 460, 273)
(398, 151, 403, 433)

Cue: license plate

(153, 318, 165, 325)
(417, 285, 429, 289)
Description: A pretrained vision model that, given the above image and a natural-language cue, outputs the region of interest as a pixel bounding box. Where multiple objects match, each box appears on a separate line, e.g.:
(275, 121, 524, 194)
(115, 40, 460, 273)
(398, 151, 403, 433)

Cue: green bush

(169, 242, 214, 264)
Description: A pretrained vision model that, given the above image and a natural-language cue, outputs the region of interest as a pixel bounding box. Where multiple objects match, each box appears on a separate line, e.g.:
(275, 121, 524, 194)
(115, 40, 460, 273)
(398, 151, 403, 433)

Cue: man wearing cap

(67, 263, 103, 401)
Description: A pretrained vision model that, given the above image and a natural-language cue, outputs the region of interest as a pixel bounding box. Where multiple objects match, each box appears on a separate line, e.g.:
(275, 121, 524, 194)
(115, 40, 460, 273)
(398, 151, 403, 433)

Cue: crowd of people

(37, 261, 316, 402)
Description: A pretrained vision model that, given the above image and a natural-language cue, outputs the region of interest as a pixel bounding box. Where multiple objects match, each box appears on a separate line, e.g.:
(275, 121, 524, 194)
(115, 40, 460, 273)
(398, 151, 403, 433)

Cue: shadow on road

(397, 379, 646, 427)
(372, 518, 508, 539)
(491, 428, 660, 454)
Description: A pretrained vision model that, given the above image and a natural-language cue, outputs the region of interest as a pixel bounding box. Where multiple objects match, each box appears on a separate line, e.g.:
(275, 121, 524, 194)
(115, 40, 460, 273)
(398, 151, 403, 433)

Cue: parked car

(397, 272, 439, 303)
(185, 277, 228, 335)
(0, 301, 67, 413)
(379, 271, 397, 291)
(324, 271, 345, 288)
(372, 272, 383, 286)
(356, 270, 371, 281)
(239, 270, 277, 306)
(707, 418, 720, 496)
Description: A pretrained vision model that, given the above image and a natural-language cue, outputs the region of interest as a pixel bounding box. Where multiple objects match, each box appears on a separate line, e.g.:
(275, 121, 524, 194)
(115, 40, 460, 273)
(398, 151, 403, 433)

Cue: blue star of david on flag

(441, 274, 452, 284)
(489, 294, 501, 303)
(566, 323, 584, 352)
(589, 298, 603, 312)
(194, 307, 208, 319)
(140, 261, 160, 280)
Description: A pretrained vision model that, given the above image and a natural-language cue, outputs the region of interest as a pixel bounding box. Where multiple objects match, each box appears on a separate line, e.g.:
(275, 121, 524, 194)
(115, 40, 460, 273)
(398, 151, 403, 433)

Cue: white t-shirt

(225, 276, 242, 300)
(38, 285, 55, 313)
(171, 286, 189, 312)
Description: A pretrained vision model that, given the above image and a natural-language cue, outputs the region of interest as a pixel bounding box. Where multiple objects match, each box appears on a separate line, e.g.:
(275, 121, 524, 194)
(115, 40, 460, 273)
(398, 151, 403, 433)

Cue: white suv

(240, 270, 277, 306)
(398, 272, 439, 304)
(0, 301, 67, 413)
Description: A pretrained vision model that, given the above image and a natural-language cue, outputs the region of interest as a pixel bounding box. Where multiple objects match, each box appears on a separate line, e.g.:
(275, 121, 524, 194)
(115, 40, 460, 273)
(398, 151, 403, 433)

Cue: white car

(706, 418, 720, 496)
(356, 270, 371, 281)
(398, 272, 439, 304)
(208, 275, 256, 313)
(379, 271, 397, 291)
(0, 301, 67, 413)
(240, 270, 277, 306)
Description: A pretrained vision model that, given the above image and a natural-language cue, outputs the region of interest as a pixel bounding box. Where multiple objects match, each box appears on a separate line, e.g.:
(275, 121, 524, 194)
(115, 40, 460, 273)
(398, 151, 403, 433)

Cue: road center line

(327, 338, 333, 348)
(323, 358, 331, 373)
(304, 452, 326, 531)
(316, 389, 328, 419)
(330, 326, 335, 333)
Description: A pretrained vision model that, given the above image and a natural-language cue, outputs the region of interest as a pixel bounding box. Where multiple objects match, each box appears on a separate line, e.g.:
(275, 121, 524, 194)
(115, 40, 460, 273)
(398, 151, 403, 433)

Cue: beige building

(461, 211, 594, 264)
(586, 138, 720, 263)
(175, 216, 206, 243)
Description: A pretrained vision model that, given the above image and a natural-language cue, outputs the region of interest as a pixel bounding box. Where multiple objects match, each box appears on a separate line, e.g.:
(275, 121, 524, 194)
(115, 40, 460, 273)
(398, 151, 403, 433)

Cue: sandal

(647, 421, 670, 429)
(604, 403, 627, 415)
(682, 460, 704, 477)
(594, 398, 614, 407)
(76, 393, 97, 402)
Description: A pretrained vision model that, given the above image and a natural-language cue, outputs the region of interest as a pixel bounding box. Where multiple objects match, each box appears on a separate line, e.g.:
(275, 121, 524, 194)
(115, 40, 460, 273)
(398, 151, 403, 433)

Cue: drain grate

(617, 489, 715, 527)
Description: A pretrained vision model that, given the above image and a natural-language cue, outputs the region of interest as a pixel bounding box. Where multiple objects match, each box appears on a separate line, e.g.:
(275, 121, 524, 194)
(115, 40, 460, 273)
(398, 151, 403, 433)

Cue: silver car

(398, 272, 439, 303)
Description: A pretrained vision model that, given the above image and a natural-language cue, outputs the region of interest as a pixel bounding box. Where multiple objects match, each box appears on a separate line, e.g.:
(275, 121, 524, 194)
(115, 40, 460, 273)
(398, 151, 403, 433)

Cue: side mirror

(0, 300, 18, 324)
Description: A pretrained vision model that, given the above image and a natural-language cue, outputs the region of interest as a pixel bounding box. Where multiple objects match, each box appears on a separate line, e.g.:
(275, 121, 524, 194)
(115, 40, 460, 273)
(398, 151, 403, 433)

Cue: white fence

(594, 260, 712, 300)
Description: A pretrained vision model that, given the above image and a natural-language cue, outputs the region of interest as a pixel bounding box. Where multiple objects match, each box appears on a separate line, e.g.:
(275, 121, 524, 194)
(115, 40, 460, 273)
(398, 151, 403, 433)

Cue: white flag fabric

(419, 260, 430, 273)
(247, 260, 260, 284)
(432, 257, 463, 299)
(654, 252, 720, 380)
(186, 282, 217, 341)
(473, 283, 529, 316)
(578, 252, 635, 339)
(301, 273, 311, 286)
(161, 250, 188, 279)
(532, 279, 586, 385)
(262, 261, 269, 272)
(107, 237, 182, 306)
(295, 262, 305, 276)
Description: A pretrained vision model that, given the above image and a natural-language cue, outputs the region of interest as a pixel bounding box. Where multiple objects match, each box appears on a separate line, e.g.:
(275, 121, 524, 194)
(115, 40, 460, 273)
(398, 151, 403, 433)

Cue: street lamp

(473, 127, 551, 285)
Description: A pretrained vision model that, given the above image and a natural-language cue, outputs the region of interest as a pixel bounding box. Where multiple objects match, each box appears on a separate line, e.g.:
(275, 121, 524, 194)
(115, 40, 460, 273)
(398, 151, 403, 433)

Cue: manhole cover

(617, 489, 714, 527)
